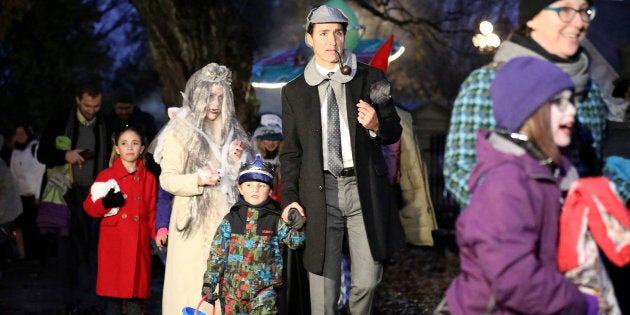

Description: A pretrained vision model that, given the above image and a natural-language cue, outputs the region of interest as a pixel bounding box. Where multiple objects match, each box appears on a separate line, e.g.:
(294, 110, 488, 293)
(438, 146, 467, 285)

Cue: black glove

(202, 283, 218, 304)
(102, 188, 125, 209)
(287, 207, 306, 230)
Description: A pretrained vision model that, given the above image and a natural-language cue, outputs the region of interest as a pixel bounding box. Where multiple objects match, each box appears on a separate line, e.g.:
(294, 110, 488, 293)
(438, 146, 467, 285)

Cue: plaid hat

(238, 154, 275, 186)
(518, 0, 593, 27)
(491, 57, 574, 132)
(306, 5, 349, 30)
(252, 113, 282, 141)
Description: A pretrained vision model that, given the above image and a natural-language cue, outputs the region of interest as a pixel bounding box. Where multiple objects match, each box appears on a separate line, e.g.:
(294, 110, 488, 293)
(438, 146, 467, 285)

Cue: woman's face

(262, 139, 280, 152)
(549, 90, 576, 147)
(206, 84, 224, 122)
(14, 127, 28, 145)
(527, 0, 591, 59)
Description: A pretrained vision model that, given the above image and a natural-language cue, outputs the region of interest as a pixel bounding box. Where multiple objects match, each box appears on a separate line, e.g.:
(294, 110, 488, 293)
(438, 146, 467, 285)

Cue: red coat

(83, 158, 157, 299)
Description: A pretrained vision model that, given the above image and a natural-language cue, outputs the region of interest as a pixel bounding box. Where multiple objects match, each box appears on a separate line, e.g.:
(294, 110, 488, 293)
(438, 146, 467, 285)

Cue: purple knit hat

(490, 57, 574, 132)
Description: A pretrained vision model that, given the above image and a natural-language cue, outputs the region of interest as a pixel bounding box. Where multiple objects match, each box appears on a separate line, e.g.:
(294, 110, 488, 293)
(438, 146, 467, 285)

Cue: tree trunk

(128, 0, 259, 131)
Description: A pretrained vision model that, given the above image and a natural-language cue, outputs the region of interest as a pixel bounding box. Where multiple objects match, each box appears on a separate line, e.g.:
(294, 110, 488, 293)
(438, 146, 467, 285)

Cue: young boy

(202, 154, 305, 314)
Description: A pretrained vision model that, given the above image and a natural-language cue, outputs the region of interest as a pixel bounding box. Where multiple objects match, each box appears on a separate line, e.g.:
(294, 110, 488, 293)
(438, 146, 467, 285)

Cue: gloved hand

(202, 283, 218, 305)
(102, 188, 125, 209)
(287, 207, 306, 230)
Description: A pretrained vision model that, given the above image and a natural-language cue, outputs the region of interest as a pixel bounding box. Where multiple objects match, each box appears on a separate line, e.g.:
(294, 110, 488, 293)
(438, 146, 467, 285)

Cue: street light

(472, 20, 501, 52)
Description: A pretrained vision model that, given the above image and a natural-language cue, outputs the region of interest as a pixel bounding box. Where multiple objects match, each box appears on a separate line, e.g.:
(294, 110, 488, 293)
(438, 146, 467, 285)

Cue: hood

(469, 130, 568, 194)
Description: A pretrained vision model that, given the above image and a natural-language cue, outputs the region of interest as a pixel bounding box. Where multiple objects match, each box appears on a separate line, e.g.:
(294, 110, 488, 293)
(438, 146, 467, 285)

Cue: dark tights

(106, 298, 143, 315)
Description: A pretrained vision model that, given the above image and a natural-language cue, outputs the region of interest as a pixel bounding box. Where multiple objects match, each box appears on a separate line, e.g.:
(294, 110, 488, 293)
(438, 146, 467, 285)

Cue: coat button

(122, 213, 127, 219)
(134, 176, 139, 181)
(318, 186, 323, 191)
(123, 194, 128, 199)
(134, 196, 140, 201)
(134, 215, 139, 221)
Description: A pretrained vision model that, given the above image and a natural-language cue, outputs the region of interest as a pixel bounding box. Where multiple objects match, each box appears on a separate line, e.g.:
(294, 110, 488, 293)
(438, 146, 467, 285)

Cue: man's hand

(357, 100, 379, 132)
(65, 149, 86, 165)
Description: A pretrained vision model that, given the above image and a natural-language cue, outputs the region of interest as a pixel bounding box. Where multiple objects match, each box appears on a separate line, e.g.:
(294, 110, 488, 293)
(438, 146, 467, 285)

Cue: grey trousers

(309, 173, 383, 315)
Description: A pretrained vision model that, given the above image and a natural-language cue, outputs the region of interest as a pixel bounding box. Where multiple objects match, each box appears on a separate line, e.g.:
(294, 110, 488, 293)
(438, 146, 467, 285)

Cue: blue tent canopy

(252, 38, 403, 85)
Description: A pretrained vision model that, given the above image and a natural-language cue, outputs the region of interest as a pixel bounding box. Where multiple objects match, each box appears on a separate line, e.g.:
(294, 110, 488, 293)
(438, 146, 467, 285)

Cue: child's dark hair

(109, 124, 147, 166)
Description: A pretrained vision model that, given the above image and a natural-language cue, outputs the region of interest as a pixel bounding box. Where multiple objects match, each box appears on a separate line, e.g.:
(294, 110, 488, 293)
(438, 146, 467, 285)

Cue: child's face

(115, 130, 144, 163)
(549, 89, 576, 148)
(262, 139, 280, 152)
(237, 181, 271, 205)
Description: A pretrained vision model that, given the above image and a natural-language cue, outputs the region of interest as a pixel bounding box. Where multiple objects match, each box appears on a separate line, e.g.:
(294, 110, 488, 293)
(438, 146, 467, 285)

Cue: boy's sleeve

(203, 219, 231, 290)
(277, 220, 305, 250)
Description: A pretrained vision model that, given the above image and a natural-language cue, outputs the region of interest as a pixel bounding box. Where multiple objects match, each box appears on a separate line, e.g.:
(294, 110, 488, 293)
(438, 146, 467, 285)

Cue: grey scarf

(494, 41, 590, 98)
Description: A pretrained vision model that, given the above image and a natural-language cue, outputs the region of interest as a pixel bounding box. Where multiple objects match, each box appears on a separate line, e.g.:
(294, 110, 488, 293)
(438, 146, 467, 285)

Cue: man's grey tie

(326, 72, 343, 176)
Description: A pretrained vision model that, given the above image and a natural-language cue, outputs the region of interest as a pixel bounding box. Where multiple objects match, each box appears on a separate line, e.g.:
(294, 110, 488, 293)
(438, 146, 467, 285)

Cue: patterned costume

(203, 195, 304, 314)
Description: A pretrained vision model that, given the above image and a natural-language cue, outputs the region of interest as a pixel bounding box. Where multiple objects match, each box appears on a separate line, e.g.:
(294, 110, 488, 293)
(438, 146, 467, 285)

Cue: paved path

(0, 244, 458, 315)
(0, 256, 164, 315)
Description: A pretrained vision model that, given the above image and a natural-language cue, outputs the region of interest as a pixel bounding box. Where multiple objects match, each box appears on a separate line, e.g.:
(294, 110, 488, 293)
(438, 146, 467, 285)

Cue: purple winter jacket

(445, 130, 588, 315)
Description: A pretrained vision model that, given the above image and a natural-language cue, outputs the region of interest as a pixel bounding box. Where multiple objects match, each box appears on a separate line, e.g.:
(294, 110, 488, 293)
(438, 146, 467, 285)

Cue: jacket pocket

(100, 215, 119, 227)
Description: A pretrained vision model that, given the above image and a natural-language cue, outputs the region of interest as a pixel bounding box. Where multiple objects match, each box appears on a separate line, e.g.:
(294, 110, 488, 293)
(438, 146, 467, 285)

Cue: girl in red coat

(83, 125, 157, 315)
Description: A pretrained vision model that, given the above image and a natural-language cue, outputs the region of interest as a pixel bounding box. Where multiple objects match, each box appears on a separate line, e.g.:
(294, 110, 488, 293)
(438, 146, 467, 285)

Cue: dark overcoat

(280, 62, 405, 274)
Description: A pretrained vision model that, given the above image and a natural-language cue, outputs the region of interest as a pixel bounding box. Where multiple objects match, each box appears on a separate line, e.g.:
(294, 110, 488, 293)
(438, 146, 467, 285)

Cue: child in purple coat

(444, 57, 601, 314)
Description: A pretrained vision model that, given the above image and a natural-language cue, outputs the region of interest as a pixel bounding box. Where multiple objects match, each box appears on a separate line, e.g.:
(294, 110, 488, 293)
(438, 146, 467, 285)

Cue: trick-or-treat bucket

(182, 295, 213, 315)
(182, 307, 206, 315)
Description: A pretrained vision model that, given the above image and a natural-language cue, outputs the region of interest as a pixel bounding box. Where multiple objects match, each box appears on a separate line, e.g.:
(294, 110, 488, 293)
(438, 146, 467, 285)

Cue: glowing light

(479, 21, 493, 35)
(472, 21, 501, 52)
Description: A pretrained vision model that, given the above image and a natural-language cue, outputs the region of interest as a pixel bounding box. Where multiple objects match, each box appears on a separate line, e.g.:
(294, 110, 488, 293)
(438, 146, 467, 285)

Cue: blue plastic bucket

(182, 306, 206, 315)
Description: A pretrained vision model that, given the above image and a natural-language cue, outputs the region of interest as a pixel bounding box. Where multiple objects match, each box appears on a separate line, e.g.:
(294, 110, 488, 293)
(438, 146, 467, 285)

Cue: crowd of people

(1, 0, 630, 314)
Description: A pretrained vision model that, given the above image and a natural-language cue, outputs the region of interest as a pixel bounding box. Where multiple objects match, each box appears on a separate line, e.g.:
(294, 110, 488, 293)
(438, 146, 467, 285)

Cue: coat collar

(110, 157, 145, 179)
(303, 52, 357, 86)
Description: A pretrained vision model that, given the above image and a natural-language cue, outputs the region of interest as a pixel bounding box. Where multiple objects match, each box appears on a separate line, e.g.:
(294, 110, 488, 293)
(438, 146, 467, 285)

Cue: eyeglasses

(549, 96, 574, 112)
(544, 6, 597, 23)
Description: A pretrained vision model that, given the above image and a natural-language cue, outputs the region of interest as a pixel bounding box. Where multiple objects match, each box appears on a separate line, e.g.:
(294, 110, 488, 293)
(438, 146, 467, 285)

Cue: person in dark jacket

(37, 78, 110, 313)
(106, 88, 157, 143)
(445, 57, 600, 314)
(280, 5, 403, 314)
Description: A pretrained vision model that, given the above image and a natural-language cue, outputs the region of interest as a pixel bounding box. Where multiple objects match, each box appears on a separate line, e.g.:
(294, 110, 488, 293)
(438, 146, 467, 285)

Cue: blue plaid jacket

(443, 62, 607, 207)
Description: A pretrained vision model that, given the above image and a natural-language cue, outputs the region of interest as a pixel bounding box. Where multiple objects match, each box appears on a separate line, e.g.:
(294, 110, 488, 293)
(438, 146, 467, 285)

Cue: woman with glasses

(443, 0, 606, 208)
(444, 57, 602, 315)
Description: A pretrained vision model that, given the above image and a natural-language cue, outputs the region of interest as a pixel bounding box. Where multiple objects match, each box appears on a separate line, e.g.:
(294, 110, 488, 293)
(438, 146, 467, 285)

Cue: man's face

(306, 23, 345, 70)
(76, 93, 102, 121)
(113, 102, 134, 121)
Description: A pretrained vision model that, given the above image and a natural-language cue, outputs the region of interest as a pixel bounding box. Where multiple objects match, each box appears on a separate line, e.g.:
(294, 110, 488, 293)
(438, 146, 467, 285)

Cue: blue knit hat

(238, 154, 275, 186)
(490, 57, 574, 132)
(253, 113, 283, 141)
